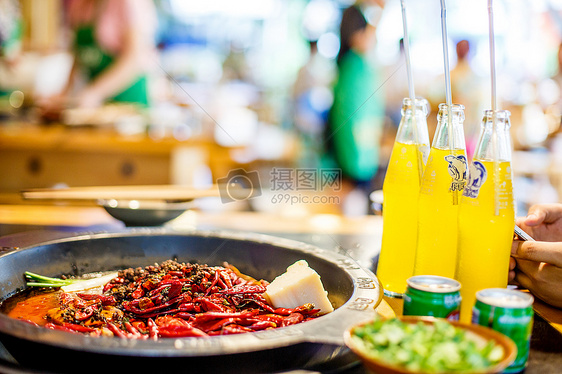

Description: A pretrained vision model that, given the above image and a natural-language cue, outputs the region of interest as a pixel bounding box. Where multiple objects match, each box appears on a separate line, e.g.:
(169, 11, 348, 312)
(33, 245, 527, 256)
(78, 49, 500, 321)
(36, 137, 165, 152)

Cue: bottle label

(445, 154, 467, 192)
(463, 161, 487, 198)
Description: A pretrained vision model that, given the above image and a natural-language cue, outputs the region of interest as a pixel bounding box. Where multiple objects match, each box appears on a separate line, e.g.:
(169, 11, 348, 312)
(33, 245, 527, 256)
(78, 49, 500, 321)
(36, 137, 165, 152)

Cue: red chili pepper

(129, 308, 181, 319)
(74, 306, 95, 321)
(45, 322, 93, 334)
(204, 271, 221, 296)
(174, 312, 193, 320)
(248, 320, 276, 331)
(158, 325, 208, 338)
(210, 324, 253, 335)
(132, 284, 145, 299)
(155, 316, 208, 338)
(106, 322, 129, 339)
(245, 296, 275, 313)
(141, 278, 159, 291)
(166, 281, 183, 300)
(167, 271, 184, 278)
(193, 317, 237, 333)
(123, 295, 182, 315)
(281, 312, 304, 327)
(250, 314, 285, 325)
(178, 302, 198, 313)
(124, 321, 146, 339)
(77, 293, 116, 306)
(103, 283, 115, 292)
(193, 310, 259, 322)
(148, 284, 171, 298)
(220, 270, 234, 289)
(62, 322, 96, 333)
(147, 318, 158, 339)
(273, 304, 316, 316)
(138, 297, 155, 310)
(198, 297, 229, 313)
(131, 321, 147, 333)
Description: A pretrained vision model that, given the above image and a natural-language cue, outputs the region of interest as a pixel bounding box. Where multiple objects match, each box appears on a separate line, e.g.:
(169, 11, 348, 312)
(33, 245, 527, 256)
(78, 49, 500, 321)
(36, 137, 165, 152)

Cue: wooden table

(0, 203, 560, 373)
(0, 122, 237, 192)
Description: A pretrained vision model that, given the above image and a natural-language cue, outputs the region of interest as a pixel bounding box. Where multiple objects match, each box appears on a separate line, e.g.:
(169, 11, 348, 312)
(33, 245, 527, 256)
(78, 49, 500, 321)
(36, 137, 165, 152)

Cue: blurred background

(1, 0, 562, 217)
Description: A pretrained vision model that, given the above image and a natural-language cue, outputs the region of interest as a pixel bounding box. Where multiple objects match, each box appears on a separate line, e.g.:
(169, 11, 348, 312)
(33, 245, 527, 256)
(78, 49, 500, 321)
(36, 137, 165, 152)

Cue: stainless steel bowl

(97, 199, 193, 226)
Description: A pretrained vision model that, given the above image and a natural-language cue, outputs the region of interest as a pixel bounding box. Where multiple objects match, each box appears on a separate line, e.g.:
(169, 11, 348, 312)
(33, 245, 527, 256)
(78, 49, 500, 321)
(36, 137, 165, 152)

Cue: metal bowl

(0, 229, 382, 373)
(97, 199, 193, 226)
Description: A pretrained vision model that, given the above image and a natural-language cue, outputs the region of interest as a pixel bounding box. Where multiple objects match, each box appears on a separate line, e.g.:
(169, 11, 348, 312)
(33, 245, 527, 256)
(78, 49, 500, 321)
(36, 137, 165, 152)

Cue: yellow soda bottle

(414, 103, 467, 279)
(456, 110, 515, 323)
(378, 98, 430, 296)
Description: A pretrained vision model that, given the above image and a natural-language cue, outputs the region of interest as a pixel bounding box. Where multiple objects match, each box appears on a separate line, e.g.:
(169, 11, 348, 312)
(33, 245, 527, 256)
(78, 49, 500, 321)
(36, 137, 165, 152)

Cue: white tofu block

(265, 260, 334, 314)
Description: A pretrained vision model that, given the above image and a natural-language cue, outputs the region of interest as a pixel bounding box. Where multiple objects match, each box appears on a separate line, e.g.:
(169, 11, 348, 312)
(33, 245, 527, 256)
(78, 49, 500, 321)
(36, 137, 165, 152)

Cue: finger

(524, 204, 562, 226)
(509, 257, 516, 271)
(515, 217, 527, 226)
(513, 269, 534, 291)
(508, 269, 516, 283)
(511, 241, 562, 268)
(513, 257, 539, 274)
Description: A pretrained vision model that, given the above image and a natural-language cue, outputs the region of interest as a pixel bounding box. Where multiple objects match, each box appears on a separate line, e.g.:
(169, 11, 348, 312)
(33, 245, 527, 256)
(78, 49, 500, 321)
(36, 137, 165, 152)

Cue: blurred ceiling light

(170, 0, 276, 19)
(537, 79, 560, 108)
(128, 200, 141, 210)
(317, 32, 339, 59)
(9, 90, 24, 109)
(302, 0, 339, 41)
(518, 103, 549, 146)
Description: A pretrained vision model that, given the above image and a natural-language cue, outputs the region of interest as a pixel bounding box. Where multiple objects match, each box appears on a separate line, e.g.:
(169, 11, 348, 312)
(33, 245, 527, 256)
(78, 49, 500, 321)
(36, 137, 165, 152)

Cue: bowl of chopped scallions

(344, 316, 517, 374)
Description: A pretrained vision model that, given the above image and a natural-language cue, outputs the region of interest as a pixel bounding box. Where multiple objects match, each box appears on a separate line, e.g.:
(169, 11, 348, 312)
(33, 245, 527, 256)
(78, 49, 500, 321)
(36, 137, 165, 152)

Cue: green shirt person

(38, 0, 157, 113)
(0, 0, 23, 97)
(327, 3, 385, 186)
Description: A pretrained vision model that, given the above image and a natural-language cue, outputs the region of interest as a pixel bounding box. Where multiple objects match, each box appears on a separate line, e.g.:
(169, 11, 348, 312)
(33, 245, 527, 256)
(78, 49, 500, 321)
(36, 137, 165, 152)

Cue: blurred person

(38, 0, 157, 116)
(450, 39, 487, 160)
(511, 203, 562, 308)
(292, 40, 335, 167)
(0, 0, 21, 64)
(325, 0, 386, 215)
(0, 0, 22, 95)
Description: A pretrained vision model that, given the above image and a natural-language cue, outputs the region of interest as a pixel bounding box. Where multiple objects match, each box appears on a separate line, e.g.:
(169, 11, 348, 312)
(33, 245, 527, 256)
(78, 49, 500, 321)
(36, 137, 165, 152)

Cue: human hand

(34, 93, 67, 122)
(511, 231, 562, 309)
(76, 87, 104, 109)
(516, 203, 562, 242)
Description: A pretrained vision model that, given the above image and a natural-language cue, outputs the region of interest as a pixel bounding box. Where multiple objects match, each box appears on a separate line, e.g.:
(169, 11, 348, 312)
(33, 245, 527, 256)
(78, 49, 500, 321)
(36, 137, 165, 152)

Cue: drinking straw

(400, 0, 423, 182)
(440, 0, 457, 204)
(488, 0, 500, 215)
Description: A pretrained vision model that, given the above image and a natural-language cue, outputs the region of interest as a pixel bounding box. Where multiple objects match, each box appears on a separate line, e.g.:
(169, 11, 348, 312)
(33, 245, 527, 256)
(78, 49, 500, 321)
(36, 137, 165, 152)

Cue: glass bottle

(414, 103, 467, 279)
(456, 110, 515, 323)
(377, 97, 430, 296)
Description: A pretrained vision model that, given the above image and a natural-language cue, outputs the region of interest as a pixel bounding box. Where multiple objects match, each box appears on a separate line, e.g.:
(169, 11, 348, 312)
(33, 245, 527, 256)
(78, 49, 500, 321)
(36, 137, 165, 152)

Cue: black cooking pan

(0, 229, 382, 374)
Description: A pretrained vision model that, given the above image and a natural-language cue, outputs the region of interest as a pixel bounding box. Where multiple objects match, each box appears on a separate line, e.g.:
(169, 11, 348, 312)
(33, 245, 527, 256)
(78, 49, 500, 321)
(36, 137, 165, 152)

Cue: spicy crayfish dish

(1, 259, 334, 339)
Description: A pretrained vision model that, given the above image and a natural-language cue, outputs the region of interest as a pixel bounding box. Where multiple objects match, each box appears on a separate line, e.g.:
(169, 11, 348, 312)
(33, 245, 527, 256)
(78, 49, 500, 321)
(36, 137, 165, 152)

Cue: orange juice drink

(456, 160, 515, 323)
(414, 147, 467, 279)
(378, 141, 428, 294)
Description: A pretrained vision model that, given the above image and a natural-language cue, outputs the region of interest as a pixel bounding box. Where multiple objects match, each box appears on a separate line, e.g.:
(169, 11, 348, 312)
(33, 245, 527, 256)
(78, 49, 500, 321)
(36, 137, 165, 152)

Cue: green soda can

(403, 275, 461, 320)
(472, 288, 534, 373)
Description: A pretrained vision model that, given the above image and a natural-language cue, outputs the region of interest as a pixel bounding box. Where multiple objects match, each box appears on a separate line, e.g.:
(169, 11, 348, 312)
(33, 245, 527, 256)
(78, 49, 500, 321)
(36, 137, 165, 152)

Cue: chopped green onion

(352, 318, 505, 373)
